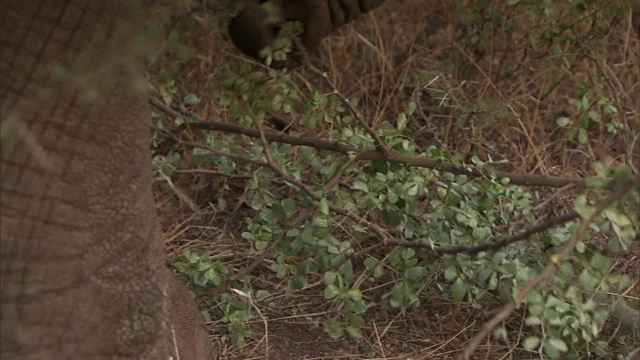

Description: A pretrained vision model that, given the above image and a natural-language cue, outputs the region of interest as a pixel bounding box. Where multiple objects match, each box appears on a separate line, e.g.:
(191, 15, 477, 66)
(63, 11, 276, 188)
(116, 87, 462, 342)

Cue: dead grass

(152, 1, 639, 358)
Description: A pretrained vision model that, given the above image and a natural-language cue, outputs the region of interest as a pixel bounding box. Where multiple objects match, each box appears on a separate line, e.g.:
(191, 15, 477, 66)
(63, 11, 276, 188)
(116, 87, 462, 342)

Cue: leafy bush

(149, 1, 640, 358)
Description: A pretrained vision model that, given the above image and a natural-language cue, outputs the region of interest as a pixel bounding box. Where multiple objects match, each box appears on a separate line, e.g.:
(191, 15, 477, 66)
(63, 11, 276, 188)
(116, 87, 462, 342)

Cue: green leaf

(347, 314, 365, 328)
(574, 195, 595, 219)
(492, 252, 506, 265)
(405, 266, 424, 279)
(543, 308, 563, 326)
(487, 273, 498, 290)
(324, 285, 340, 300)
(605, 105, 618, 115)
(608, 236, 622, 252)
(407, 102, 417, 115)
(446, 190, 462, 206)
(525, 316, 542, 326)
(612, 163, 632, 178)
(362, 165, 375, 176)
(340, 241, 355, 257)
(450, 278, 467, 301)
(325, 161, 339, 180)
(323, 317, 344, 339)
(577, 128, 588, 144)
(373, 265, 384, 278)
(578, 269, 598, 290)
(543, 341, 561, 359)
(387, 188, 399, 204)
(382, 210, 402, 226)
(523, 336, 541, 350)
(363, 257, 378, 269)
(400, 248, 415, 260)
(471, 155, 484, 166)
(205, 269, 223, 286)
(444, 265, 458, 280)
(545, 295, 564, 308)
(255, 240, 268, 251)
(327, 245, 340, 255)
(201, 310, 212, 323)
(318, 198, 330, 215)
(493, 326, 507, 340)
(546, 338, 568, 352)
(271, 203, 286, 219)
(345, 325, 362, 338)
(300, 227, 314, 242)
(407, 183, 419, 197)
(604, 208, 632, 227)
(182, 93, 200, 105)
(347, 289, 362, 301)
(372, 160, 389, 174)
(397, 113, 408, 131)
(346, 298, 368, 314)
(390, 284, 404, 306)
(472, 226, 490, 241)
(556, 116, 571, 127)
(353, 180, 369, 193)
(389, 298, 400, 308)
(589, 252, 611, 272)
(388, 249, 401, 265)
(526, 291, 544, 305)
(581, 95, 589, 109)
(197, 262, 211, 271)
(286, 228, 300, 237)
(476, 267, 493, 285)
(311, 215, 329, 228)
(281, 198, 297, 213)
(324, 271, 338, 285)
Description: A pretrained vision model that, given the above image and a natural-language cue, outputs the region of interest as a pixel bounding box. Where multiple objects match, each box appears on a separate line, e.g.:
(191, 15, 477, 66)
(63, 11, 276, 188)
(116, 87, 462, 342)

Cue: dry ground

(151, 1, 640, 359)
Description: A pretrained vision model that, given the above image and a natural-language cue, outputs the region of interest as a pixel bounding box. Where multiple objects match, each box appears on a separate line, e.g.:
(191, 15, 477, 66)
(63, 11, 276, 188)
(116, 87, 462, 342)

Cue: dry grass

(152, 1, 640, 358)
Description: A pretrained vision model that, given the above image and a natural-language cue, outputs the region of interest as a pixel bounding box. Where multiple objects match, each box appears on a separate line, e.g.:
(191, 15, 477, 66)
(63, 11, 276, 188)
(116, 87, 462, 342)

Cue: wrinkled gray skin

(230, 0, 640, 69)
(1, 1, 213, 359)
(229, 0, 387, 68)
(0, 0, 389, 359)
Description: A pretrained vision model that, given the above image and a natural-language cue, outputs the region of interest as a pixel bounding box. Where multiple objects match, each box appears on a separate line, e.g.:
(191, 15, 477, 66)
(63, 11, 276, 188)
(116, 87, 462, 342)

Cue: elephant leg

(1, 1, 170, 358)
(167, 272, 217, 360)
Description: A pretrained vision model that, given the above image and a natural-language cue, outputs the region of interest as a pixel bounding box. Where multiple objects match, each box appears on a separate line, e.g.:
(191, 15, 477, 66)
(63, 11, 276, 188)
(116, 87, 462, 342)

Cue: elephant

(167, 274, 215, 359)
(229, 0, 387, 68)
(0, 0, 386, 358)
(0, 1, 214, 359)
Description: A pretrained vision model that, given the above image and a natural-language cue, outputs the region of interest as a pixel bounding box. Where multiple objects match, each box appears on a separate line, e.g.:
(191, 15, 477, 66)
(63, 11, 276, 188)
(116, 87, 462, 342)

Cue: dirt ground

(152, 1, 640, 359)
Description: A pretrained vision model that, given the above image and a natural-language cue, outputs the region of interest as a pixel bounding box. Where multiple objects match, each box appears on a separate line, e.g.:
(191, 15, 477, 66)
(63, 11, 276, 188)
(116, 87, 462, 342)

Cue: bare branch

(149, 97, 586, 189)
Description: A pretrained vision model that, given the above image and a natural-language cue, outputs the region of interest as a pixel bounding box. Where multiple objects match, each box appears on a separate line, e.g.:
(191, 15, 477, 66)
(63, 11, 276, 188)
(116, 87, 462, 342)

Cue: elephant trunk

(323, 0, 387, 30)
(229, 0, 387, 68)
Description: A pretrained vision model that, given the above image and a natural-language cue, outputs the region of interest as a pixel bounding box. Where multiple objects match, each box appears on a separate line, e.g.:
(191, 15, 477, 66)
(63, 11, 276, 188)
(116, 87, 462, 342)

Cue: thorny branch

(460, 174, 640, 360)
